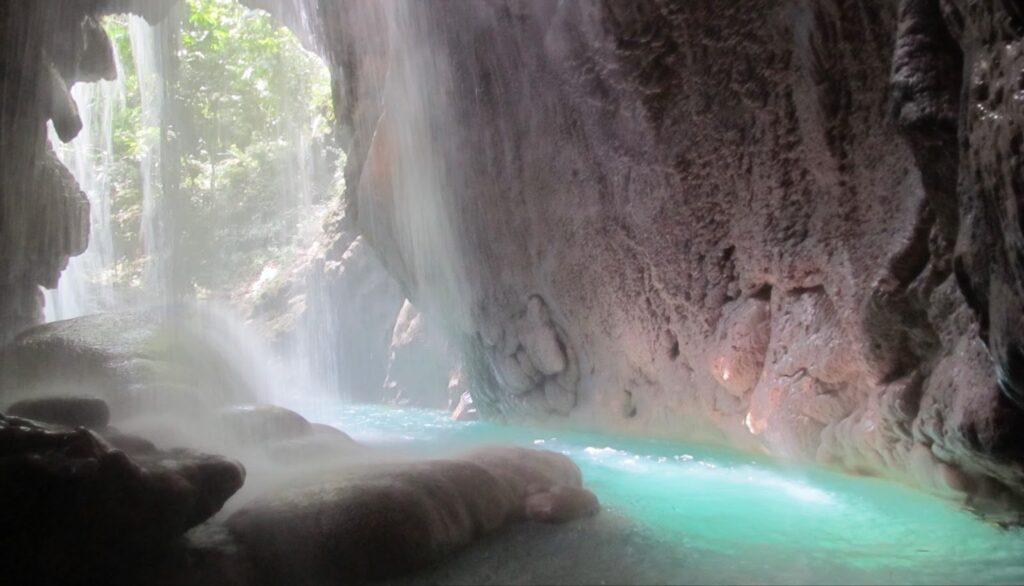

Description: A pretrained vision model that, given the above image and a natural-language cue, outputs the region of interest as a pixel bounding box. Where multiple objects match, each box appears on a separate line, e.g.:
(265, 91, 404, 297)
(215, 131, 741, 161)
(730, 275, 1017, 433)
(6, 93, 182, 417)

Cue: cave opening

(46, 0, 339, 330)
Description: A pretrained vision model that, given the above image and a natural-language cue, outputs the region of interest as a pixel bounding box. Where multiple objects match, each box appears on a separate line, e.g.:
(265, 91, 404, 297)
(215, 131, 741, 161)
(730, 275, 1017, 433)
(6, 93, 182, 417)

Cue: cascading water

(129, 12, 182, 305)
(44, 65, 125, 321)
(357, 1, 473, 329)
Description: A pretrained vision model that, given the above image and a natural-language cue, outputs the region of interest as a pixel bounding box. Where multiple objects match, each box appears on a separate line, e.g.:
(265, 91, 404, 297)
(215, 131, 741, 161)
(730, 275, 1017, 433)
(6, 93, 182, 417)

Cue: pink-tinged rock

(526, 484, 601, 523)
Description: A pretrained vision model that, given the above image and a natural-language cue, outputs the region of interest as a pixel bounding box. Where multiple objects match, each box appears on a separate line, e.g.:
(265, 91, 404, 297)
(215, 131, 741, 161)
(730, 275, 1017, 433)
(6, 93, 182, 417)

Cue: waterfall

(128, 14, 179, 306)
(42, 4, 350, 408)
(44, 54, 126, 321)
(45, 13, 180, 320)
(359, 2, 472, 329)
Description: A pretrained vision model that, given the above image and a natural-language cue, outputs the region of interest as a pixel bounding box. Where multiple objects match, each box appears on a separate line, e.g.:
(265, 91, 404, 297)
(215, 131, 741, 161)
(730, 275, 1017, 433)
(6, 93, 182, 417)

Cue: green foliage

(103, 0, 339, 295)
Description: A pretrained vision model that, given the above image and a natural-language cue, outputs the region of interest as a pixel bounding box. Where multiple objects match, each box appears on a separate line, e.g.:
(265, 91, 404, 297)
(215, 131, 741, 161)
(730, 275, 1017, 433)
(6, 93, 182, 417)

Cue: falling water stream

(32, 3, 1024, 585)
(44, 66, 125, 320)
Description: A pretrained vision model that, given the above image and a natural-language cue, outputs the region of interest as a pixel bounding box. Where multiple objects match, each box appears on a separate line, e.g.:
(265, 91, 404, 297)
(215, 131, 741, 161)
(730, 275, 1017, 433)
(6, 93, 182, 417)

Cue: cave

(3, 0, 1024, 584)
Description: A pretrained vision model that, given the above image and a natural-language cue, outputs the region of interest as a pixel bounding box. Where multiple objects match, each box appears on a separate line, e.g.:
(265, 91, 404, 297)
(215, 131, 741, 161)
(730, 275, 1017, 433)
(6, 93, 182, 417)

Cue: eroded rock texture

(277, 0, 1024, 513)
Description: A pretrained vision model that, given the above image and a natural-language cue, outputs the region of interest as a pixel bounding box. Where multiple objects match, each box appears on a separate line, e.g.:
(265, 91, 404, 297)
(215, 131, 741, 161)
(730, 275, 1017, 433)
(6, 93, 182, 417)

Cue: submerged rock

(0, 413, 245, 582)
(227, 446, 594, 584)
(7, 395, 109, 429)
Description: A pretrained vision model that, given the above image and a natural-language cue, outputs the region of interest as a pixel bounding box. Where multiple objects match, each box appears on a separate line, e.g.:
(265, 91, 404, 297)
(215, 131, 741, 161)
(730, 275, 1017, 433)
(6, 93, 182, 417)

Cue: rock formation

(277, 0, 1024, 514)
(383, 300, 460, 409)
(0, 411, 245, 583)
(0, 0, 175, 343)
(226, 446, 598, 584)
(4, 0, 1024, 516)
(0, 309, 264, 419)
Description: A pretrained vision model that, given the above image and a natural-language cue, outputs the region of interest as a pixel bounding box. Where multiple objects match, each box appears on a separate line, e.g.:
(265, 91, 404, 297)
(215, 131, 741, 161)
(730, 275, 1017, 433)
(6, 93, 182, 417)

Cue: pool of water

(285, 399, 1024, 585)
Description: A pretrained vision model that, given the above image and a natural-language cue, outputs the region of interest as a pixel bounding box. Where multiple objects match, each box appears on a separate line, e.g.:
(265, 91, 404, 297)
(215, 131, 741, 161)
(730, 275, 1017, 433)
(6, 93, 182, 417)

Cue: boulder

(264, 433, 362, 465)
(0, 310, 260, 421)
(100, 427, 158, 455)
(263, 421, 362, 465)
(0, 413, 245, 582)
(227, 446, 590, 584)
(7, 395, 109, 429)
(219, 404, 312, 444)
(310, 422, 352, 438)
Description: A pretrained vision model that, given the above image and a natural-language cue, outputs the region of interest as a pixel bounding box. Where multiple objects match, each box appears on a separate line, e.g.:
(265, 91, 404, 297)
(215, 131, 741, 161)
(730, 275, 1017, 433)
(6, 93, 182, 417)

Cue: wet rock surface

(219, 404, 313, 444)
(0, 411, 245, 582)
(289, 0, 1024, 513)
(525, 484, 601, 524)
(7, 395, 110, 428)
(381, 512, 685, 586)
(226, 446, 596, 584)
(0, 310, 260, 419)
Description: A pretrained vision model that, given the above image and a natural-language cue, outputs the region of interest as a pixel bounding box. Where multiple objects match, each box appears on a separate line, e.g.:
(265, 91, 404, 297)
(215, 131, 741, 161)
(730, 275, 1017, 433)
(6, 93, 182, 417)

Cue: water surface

(287, 400, 1024, 585)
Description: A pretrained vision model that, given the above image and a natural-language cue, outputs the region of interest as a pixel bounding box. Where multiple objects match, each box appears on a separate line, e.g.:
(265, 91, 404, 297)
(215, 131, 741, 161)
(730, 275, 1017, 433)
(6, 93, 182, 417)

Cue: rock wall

(293, 0, 1024, 513)
(4, 0, 1024, 513)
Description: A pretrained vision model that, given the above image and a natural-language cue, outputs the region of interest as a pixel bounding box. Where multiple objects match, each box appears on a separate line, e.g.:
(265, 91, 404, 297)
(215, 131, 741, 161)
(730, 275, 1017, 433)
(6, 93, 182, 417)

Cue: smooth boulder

(226, 446, 596, 584)
(526, 484, 601, 523)
(219, 404, 312, 444)
(7, 395, 109, 429)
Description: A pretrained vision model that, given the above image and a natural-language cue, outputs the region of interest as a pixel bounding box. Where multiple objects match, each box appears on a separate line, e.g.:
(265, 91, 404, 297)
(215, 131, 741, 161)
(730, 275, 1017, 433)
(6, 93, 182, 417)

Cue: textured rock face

(949, 1, 1024, 465)
(288, 0, 1024, 511)
(301, 234, 404, 402)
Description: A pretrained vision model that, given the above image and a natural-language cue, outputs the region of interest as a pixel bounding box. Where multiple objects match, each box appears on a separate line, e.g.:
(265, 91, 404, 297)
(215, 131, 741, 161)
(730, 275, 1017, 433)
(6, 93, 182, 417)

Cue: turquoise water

(290, 400, 1024, 585)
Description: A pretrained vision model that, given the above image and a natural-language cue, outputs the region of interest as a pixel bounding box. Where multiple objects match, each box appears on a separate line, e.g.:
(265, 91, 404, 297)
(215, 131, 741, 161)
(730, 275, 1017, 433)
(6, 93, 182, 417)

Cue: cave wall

(0, 0, 180, 343)
(292, 0, 1024, 512)
(4, 0, 1024, 512)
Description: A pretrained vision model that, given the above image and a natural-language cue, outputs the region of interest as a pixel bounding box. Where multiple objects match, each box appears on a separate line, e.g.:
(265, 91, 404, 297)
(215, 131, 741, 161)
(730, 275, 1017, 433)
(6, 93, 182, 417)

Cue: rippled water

(284, 399, 1024, 585)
